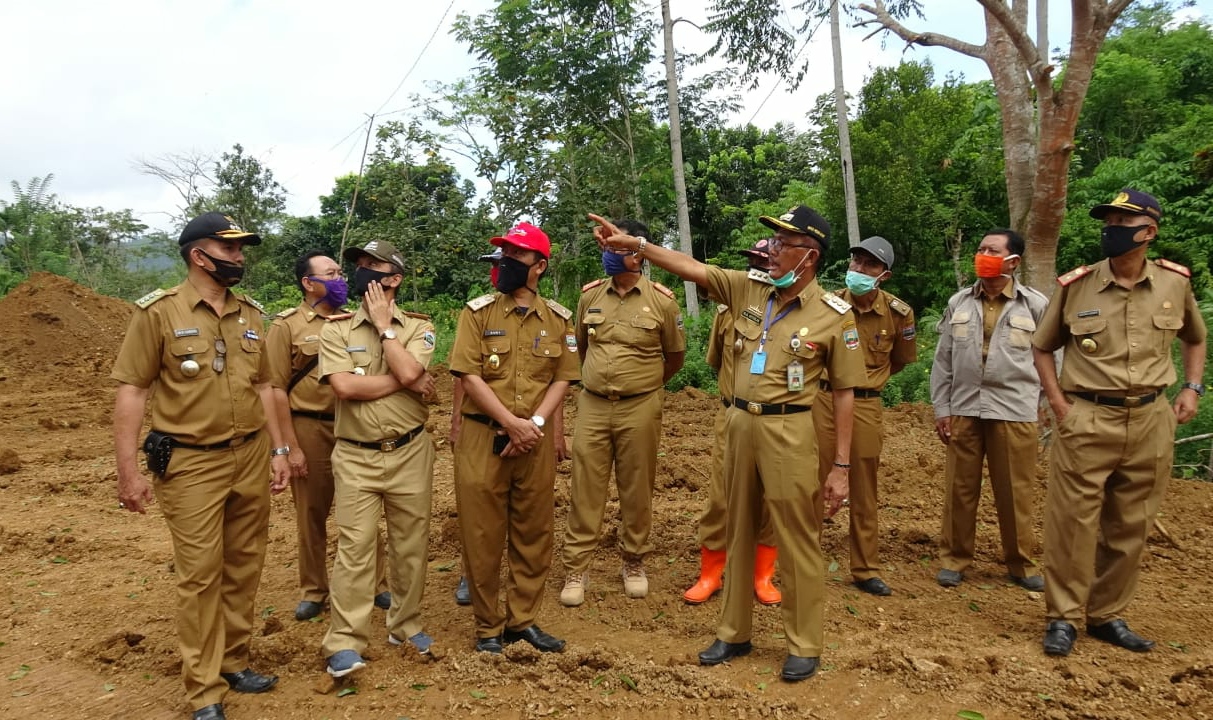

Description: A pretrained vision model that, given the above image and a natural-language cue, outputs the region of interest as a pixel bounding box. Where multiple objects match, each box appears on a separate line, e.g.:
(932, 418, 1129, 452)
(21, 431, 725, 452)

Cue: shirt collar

(180, 278, 239, 316)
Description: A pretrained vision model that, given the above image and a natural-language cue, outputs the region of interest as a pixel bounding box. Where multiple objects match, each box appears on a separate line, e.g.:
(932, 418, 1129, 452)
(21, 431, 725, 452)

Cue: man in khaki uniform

(560, 218, 686, 606)
(1034, 189, 1206, 657)
(930, 228, 1048, 591)
(318, 240, 438, 677)
(265, 251, 390, 622)
(113, 212, 290, 720)
(814, 236, 916, 597)
(684, 239, 782, 606)
(449, 222, 580, 654)
(593, 205, 865, 683)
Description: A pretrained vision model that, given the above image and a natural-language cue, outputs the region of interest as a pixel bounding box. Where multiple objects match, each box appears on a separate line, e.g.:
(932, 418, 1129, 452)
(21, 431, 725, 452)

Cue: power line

(745, 11, 829, 126)
(374, 0, 458, 115)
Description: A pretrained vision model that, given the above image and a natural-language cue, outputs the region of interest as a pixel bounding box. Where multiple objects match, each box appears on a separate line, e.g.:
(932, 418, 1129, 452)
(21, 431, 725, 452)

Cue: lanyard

(758, 296, 799, 353)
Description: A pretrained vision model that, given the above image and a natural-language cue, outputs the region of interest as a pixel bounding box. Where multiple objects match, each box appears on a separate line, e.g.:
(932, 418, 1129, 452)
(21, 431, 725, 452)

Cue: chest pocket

(949, 311, 972, 341)
(1153, 312, 1183, 337)
(295, 339, 320, 371)
(626, 315, 661, 347)
(1007, 314, 1036, 349)
(1070, 317, 1108, 359)
(866, 330, 892, 358)
(582, 314, 605, 341)
(731, 317, 762, 355)
(348, 349, 374, 375)
(168, 337, 209, 381)
(529, 339, 562, 381)
(480, 340, 511, 380)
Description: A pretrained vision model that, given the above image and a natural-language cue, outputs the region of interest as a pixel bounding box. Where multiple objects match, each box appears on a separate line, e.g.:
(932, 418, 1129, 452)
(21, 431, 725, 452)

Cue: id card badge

(786, 360, 804, 391)
(749, 350, 767, 375)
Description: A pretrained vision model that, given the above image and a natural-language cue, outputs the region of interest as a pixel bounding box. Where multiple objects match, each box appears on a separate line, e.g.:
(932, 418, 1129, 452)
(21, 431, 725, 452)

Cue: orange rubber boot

(683, 546, 726, 604)
(754, 544, 782, 605)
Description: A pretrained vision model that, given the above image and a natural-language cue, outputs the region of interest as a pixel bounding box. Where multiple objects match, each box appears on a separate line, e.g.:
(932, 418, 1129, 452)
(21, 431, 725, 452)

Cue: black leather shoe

(780, 654, 819, 682)
(455, 576, 471, 606)
(504, 625, 566, 652)
(698, 639, 752, 666)
(855, 577, 892, 596)
(374, 591, 392, 610)
(475, 635, 503, 654)
(936, 569, 963, 587)
(294, 600, 324, 621)
(192, 705, 225, 720)
(1087, 619, 1155, 652)
(1043, 620, 1077, 656)
(220, 668, 278, 694)
(1010, 574, 1045, 591)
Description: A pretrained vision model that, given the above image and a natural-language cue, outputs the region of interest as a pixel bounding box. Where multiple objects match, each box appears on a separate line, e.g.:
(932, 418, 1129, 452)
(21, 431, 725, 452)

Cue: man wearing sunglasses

(112, 212, 291, 720)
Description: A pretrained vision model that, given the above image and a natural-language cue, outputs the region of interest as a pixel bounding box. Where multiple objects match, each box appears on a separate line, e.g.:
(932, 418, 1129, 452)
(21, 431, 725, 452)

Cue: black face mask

(494, 256, 535, 294)
(1100, 224, 1150, 258)
(352, 266, 396, 297)
(195, 248, 244, 287)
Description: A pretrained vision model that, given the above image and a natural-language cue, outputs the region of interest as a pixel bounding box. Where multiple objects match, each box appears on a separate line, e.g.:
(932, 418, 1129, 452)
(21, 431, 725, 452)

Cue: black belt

(721, 396, 731, 409)
(585, 388, 649, 402)
(291, 410, 335, 422)
(339, 424, 425, 452)
(463, 413, 504, 430)
(732, 397, 811, 416)
(820, 381, 882, 399)
(171, 430, 259, 452)
(1072, 391, 1160, 408)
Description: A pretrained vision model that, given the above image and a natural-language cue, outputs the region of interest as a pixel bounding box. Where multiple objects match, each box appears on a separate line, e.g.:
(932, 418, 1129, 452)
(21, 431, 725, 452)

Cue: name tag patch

(483, 329, 506, 337)
(1077, 309, 1100, 318)
(174, 328, 200, 338)
(346, 345, 367, 353)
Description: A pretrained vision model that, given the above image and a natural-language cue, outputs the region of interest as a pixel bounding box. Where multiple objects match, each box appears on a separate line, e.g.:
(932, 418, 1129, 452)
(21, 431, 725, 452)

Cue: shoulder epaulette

(716, 304, 730, 315)
(653, 282, 675, 299)
(275, 307, 298, 319)
(466, 293, 497, 311)
(545, 298, 573, 320)
(1057, 265, 1092, 286)
(581, 278, 606, 292)
(326, 312, 355, 322)
(888, 296, 911, 317)
(402, 310, 431, 321)
(237, 293, 265, 314)
(1154, 258, 1191, 278)
(134, 288, 170, 309)
(823, 292, 851, 314)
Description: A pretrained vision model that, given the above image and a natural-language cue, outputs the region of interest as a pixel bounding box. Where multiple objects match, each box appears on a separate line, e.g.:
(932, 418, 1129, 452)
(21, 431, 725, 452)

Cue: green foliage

(883, 308, 941, 407)
(665, 308, 718, 394)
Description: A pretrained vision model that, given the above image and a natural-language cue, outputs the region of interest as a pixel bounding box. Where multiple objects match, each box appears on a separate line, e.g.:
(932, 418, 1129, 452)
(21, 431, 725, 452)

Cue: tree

(853, 0, 1136, 291)
(191, 143, 287, 235)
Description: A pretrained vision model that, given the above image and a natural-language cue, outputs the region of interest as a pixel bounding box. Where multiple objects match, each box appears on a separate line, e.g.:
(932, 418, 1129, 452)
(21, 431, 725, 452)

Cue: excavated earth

(2, 273, 1212, 719)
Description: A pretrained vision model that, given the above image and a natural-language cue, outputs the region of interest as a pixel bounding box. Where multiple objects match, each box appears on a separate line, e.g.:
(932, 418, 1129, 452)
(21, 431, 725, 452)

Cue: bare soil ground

(3, 273, 1213, 720)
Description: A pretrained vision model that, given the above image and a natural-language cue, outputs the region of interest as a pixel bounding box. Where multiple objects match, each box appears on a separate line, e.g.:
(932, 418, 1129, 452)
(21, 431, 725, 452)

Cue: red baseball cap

(490, 222, 551, 259)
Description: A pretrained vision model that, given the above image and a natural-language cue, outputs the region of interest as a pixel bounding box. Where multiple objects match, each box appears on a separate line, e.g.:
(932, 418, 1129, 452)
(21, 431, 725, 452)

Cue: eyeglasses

(769, 237, 815, 253)
(308, 271, 345, 280)
(213, 338, 227, 374)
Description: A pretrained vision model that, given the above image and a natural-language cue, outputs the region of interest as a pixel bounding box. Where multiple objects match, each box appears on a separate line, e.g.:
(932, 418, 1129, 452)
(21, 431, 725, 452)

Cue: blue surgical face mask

(601, 250, 632, 276)
(770, 251, 812, 289)
(844, 270, 879, 295)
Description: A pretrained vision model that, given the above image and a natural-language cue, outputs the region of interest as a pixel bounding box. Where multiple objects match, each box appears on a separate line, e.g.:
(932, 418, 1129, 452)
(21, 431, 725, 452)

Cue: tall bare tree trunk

(662, 0, 700, 318)
(831, 0, 861, 248)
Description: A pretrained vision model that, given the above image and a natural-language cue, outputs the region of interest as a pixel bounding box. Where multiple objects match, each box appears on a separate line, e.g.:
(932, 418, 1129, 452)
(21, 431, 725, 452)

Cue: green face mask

(770, 269, 798, 288)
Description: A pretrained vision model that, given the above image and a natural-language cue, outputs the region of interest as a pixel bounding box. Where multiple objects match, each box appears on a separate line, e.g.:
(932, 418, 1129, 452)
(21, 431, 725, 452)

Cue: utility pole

(661, 0, 700, 318)
(830, 0, 860, 247)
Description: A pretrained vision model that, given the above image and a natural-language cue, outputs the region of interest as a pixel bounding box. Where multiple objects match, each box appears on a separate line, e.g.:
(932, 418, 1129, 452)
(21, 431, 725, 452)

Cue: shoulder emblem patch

(545, 298, 573, 320)
(1057, 265, 1092, 287)
(134, 288, 168, 309)
(889, 297, 911, 317)
(466, 293, 497, 311)
(823, 293, 851, 314)
(653, 282, 675, 299)
(716, 304, 730, 315)
(581, 278, 606, 292)
(326, 312, 355, 322)
(237, 294, 265, 313)
(275, 307, 298, 319)
(1154, 258, 1191, 278)
(402, 310, 432, 320)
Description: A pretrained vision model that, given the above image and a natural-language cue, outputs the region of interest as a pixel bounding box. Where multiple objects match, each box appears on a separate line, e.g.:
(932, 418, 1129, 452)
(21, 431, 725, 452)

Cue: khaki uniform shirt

(111, 280, 268, 445)
(318, 305, 434, 442)
(822, 288, 917, 391)
(449, 293, 581, 416)
(576, 276, 685, 397)
(1033, 258, 1207, 393)
(707, 304, 734, 398)
(930, 279, 1048, 422)
(265, 303, 335, 414)
(703, 267, 865, 406)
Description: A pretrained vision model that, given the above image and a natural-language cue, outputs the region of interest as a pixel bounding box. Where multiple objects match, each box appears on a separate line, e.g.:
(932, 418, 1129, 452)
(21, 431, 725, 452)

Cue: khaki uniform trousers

(939, 416, 1040, 577)
(697, 399, 775, 549)
(154, 432, 270, 711)
(718, 409, 824, 656)
(290, 415, 387, 603)
(321, 433, 434, 656)
(563, 389, 662, 573)
(455, 419, 556, 638)
(1044, 396, 1175, 624)
(814, 393, 884, 580)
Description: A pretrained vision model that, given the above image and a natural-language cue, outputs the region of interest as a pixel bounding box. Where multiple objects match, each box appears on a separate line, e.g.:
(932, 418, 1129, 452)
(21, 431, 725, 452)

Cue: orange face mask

(973, 253, 1007, 278)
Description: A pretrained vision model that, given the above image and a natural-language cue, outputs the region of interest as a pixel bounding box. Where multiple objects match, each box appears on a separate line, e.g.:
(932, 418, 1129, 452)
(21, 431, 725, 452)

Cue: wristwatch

(531, 415, 546, 429)
(1182, 382, 1205, 397)
(271, 446, 291, 457)
(379, 327, 397, 341)
(635, 236, 648, 256)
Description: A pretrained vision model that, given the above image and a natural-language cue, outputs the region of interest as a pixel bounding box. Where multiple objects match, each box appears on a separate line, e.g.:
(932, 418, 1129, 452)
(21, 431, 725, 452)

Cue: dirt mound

(0, 272, 133, 384)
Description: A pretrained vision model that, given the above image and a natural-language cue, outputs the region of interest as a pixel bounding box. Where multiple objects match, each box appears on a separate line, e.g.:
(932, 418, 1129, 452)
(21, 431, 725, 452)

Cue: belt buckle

(1123, 396, 1142, 408)
(747, 401, 762, 415)
(608, 394, 621, 401)
(380, 440, 397, 452)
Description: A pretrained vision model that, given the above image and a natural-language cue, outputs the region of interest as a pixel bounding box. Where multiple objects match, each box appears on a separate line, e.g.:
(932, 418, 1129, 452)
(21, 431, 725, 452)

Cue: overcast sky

(3, 0, 1208, 233)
